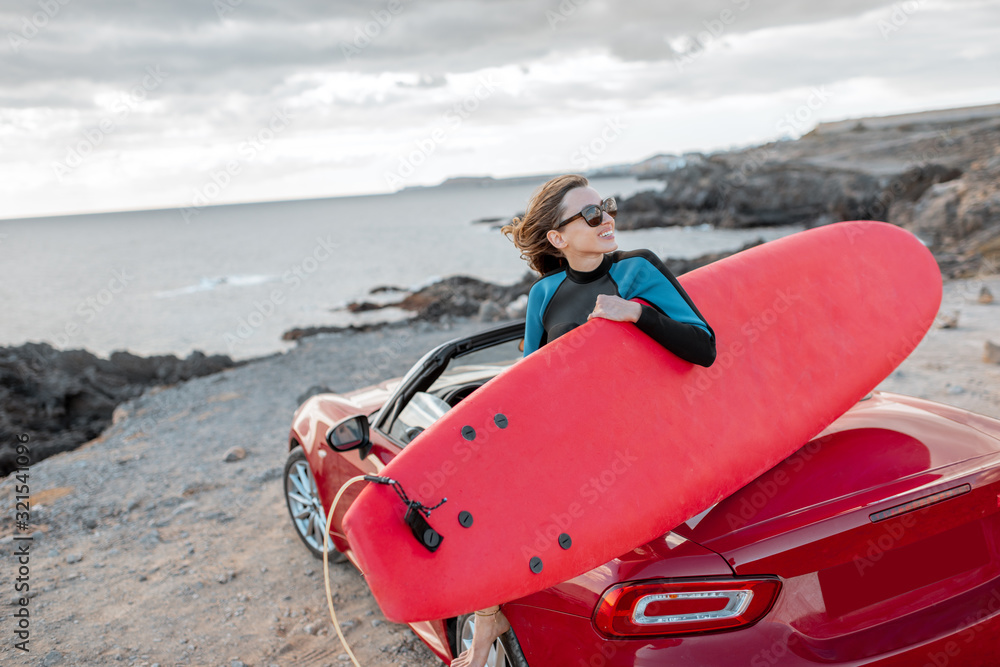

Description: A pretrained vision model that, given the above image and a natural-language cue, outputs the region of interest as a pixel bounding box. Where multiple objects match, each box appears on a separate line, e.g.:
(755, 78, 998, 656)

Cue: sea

(1, 177, 800, 361)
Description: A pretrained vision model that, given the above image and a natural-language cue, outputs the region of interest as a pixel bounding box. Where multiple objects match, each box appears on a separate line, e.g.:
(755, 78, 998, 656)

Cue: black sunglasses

(556, 197, 617, 229)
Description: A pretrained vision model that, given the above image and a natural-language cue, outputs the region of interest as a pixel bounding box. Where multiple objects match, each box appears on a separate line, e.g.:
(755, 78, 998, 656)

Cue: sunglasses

(556, 197, 617, 229)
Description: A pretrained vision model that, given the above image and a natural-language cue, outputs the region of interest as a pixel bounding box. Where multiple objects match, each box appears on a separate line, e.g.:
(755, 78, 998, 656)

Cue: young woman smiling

(512, 174, 716, 363)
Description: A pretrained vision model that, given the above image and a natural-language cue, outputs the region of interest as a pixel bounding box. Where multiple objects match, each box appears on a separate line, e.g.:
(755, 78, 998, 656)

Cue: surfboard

(342, 220, 942, 623)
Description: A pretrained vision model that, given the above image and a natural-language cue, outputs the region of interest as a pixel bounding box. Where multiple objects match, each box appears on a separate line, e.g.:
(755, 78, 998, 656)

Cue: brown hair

(501, 174, 589, 275)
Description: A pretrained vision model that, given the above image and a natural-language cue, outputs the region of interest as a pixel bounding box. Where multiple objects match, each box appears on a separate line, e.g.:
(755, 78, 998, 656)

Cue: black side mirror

(326, 415, 371, 459)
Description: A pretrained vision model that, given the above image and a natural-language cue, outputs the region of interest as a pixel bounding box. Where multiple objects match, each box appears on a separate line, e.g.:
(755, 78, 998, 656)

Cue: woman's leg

(451, 605, 510, 667)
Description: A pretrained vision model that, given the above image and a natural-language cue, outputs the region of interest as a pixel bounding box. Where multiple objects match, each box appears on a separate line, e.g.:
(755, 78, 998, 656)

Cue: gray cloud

(3, 0, 994, 124)
(3, 0, 912, 93)
(3, 0, 999, 217)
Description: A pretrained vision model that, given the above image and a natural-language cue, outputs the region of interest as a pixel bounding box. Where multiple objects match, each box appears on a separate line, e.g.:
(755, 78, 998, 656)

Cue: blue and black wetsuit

(523, 249, 716, 366)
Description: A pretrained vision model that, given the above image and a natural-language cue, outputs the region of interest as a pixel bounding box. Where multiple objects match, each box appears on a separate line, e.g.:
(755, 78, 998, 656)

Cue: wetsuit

(523, 249, 716, 366)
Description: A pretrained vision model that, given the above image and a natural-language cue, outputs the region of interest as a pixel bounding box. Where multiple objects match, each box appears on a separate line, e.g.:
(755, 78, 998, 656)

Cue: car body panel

(501, 600, 1000, 666)
(663, 392, 1000, 661)
(409, 619, 452, 664)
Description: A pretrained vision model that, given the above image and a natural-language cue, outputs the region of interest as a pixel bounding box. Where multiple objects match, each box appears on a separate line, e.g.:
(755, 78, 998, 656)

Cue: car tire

(453, 612, 530, 667)
(283, 446, 345, 562)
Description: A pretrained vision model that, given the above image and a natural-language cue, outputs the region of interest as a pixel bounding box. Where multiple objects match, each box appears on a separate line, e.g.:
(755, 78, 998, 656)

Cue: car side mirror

(326, 415, 371, 457)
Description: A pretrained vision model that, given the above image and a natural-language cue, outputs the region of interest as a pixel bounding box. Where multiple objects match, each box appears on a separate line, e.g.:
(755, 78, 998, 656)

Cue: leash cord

(323, 475, 369, 667)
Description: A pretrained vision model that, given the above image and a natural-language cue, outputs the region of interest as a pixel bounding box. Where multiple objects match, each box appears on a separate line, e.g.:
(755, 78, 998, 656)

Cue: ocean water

(1, 177, 800, 360)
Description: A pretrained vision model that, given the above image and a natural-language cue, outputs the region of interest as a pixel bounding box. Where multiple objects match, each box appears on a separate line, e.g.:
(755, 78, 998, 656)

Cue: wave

(155, 274, 276, 298)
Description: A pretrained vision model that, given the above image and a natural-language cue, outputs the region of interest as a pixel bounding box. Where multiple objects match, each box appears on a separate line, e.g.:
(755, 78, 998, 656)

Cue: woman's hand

(588, 294, 642, 323)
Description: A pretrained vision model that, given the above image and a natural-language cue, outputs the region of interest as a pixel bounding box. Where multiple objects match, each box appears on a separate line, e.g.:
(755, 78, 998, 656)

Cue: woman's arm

(588, 293, 716, 366)
(635, 303, 716, 367)
(607, 250, 717, 367)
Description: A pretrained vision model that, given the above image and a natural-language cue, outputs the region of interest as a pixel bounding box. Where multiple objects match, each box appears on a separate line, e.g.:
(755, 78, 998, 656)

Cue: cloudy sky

(2, 0, 999, 218)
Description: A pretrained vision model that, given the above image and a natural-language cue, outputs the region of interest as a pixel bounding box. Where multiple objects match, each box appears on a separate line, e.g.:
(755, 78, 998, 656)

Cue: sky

(2, 0, 999, 219)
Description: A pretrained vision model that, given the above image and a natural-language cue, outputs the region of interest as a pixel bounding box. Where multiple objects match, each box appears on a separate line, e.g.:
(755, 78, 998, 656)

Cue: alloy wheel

(285, 456, 333, 555)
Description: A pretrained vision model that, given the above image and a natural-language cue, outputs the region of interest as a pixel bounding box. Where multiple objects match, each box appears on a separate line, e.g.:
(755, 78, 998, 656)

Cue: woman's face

(549, 186, 618, 256)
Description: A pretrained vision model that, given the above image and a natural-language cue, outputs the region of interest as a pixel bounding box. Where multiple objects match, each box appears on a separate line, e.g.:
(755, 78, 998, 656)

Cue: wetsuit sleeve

(522, 282, 546, 357)
(635, 305, 716, 367)
(619, 251, 717, 367)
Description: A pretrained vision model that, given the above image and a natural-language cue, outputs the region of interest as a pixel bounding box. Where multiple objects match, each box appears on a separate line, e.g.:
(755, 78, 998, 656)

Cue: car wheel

(454, 612, 530, 667)
(283, 446, 343, 561)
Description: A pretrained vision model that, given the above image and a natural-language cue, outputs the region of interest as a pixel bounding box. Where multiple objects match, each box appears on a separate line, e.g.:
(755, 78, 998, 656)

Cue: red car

(283, 320, 1000, 665)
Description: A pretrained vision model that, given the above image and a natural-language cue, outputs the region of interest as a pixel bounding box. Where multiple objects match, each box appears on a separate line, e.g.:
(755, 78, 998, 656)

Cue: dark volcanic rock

(346, 302, 383, 313)
(615, 154, 888, 230)
(282, 322, 395, 340)
(0, 344, 240, 476)
(897, 152, 1000, 277)
(663, 239, 767, 277)
(282, 274, 536, 340)
(332, 273, 535, 325)
(395, 274, 536, 319)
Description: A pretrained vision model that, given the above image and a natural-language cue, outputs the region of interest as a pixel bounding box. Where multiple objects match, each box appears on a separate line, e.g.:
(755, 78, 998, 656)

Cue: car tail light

(594, 577, 781, 638)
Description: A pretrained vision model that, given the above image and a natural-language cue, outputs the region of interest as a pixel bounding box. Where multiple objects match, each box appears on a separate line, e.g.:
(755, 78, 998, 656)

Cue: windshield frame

(371, 320, 525, 446)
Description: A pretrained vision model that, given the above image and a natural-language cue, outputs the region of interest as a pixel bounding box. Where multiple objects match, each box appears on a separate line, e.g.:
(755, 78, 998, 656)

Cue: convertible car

(283, 320, 1000, 665)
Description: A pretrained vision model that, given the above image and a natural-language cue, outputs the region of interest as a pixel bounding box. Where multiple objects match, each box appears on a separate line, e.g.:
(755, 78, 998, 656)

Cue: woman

(452, 174, 716, 667)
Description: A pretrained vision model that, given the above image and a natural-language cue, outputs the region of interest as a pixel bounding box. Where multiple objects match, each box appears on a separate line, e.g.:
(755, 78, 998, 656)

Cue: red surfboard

(342, 220, 942, 623)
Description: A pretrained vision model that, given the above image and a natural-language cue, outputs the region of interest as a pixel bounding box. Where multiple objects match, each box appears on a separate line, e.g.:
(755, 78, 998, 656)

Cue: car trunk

(674, 394, 1000, 660)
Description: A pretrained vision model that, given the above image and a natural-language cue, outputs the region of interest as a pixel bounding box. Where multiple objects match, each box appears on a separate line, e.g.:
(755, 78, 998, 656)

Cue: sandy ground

(876, 275, 1000, 419)
(1, 277, 998, 667)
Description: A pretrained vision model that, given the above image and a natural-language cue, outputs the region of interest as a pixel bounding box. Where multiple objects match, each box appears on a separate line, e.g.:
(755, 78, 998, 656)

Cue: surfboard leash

(322, 474, 450, 667)
(364, 475, 448, 552)
(324, 474, 369, 667)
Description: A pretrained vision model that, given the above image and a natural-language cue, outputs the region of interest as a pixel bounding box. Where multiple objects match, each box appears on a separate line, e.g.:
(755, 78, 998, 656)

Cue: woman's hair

(501, 174, 589, 275)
